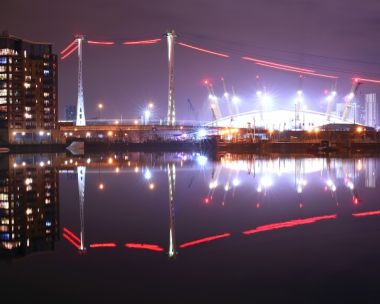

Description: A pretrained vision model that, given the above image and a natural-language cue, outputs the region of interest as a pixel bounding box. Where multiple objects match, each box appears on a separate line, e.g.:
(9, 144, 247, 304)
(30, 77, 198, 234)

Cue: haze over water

(1, 152, 380, 302)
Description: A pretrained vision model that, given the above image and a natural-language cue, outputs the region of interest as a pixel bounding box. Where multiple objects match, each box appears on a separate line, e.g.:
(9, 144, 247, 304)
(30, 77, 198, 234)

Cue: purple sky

(2, 0, 380, 121)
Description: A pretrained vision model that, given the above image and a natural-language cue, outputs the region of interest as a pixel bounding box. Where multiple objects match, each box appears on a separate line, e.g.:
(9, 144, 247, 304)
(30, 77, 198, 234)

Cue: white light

(209, 181, 218, 189)
(196, 155, 208, 167)
(261, 176, 273, 187)
(86, 132, 91, 137)
(346, 181, 354, 190)
(224, 183, 230, 192)
(232, 96, 240, 104)
(39, 161, 45, 167)
(144, 169, 152, 180)
(297, 90, 303, 95)
(208, 94, 213, 99)
(256, 90, 263, 97)
(86, 158, 91, 164)
(197, 128, 207, 138)
(39, 131, 44, 136)
(224, 92, 229, 98)
(232, 178, 240, 187)
(144, 110, 151, 119)
(262, 94, 273, 104)
(297, 185, 303, 193)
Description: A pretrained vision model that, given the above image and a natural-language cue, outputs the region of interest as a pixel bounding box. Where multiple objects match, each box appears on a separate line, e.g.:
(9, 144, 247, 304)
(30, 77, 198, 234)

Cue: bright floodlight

(144, 110, 151, 119)
(224, 92, 229, 98)
(197, 128, 207, 139)
(256, 90, 263, 97)
(232, 96, 240, 104)
(196, 155, 208, 167)
(262, 94, 273, 104)
(232, 178, 240, 187)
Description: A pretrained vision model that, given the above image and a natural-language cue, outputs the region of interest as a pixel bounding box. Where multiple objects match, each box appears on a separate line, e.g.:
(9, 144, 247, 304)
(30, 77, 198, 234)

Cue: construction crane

(187, 98, 198, 122)
(294, 75, 304, 129)
(203, 80, 222, 122)
(255, 75, 273, 122)
(342, 78, 362, 121)
(221, 77, 233, 117)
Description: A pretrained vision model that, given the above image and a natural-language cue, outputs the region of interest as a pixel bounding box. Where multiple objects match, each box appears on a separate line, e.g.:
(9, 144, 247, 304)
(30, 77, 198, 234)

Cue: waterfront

(1, 152, 380, 302)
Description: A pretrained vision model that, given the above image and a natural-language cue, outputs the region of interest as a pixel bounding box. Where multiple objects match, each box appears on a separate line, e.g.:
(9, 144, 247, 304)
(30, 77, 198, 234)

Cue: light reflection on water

(1, 152, 379, 259)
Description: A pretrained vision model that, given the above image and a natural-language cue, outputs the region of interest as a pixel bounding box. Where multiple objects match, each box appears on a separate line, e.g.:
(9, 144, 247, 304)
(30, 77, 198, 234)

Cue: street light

(97, 103, 103, 120)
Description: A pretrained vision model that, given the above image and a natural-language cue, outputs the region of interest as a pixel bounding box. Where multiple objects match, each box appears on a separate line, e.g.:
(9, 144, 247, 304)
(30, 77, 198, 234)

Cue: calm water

(1, 152, 380, 303)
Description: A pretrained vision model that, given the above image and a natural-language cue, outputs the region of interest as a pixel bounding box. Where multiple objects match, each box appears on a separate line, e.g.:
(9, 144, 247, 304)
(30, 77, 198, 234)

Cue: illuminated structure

(0, 32, 58, 143)
(365, 93, 377, 128)
(211, 109, 349, 130)
(0, 155, 59, 257)
(77, 166, 86, 252)
(165, 30, 176, 126)
(75, 35, 86, 126)
(167, 163, 177, 258)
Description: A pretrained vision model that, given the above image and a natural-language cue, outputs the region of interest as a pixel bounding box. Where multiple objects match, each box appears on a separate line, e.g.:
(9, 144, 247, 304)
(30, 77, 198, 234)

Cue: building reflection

(1, 151, 378, 258)
(0, 154, 59, 258)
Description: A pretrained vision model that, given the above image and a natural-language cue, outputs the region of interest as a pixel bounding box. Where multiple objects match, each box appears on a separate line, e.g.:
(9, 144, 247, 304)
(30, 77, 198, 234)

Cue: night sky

(2, 0, 380, 121)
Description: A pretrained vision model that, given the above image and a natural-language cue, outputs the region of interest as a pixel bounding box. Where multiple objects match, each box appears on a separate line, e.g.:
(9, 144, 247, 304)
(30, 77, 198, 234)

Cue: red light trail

(254, 62, 338, 79)
(352, 210, 380, 217)
(179, 233, 231, 248)
(125, 243, 164, 252)
(60, 39, 77, 55)
(243, 214, 336, 235)
(63, 227, 81, 243)
(63, 233, 80, 249)
(61, 45, 79, 60)
(242, 56, 315, 73)
(354, 77, 380, 84)
(122, 38, 161, 45)
(90, 243, 117, 248)
(178, 42, 230, 58)
(87, 40, 115, 45)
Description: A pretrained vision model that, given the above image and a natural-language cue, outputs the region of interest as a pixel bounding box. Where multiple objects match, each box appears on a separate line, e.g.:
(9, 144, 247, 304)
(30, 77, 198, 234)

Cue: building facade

(365, 93, 377, 128)
(0, 32, 58, 144)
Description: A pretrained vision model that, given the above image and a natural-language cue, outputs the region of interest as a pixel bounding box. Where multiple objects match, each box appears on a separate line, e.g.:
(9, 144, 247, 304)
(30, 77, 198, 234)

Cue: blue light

(197, 128, 207, 139)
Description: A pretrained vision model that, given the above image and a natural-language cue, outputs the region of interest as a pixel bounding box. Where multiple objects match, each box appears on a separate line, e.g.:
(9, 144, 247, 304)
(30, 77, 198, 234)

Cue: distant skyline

(2, 0, 380, 121)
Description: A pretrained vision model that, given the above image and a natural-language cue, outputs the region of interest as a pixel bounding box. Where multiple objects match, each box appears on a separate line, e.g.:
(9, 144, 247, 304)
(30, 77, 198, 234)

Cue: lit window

(0, 57, 6, 64)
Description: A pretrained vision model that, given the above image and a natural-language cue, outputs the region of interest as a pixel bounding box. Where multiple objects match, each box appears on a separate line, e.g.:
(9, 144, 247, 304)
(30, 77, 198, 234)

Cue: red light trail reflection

(63, 233, 80, 249)
(90, 243, 117, 248)
(243, 215, 337, 235)
(179, 233, 231, 248)
(63, 227, 80, 243)
(62, 211, 380, 252)
(125, 243, 164, 252)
